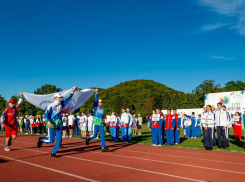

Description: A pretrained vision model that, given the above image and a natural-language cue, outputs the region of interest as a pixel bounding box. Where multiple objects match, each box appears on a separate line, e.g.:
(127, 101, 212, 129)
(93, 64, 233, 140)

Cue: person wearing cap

(73, 113, 81, 137)
(1, 91, 23, 151)
(137, 114, 143, 135)
(184, 116, 192, 138)
(196, 114, 202, 138)
(87, 111, 93, 136)
(132, 114, 137, 135)
(127, 109, 133, 141)
(85, 89, 109, 152)
(37, 86, 77, 158)
(120, 108, 129, 141)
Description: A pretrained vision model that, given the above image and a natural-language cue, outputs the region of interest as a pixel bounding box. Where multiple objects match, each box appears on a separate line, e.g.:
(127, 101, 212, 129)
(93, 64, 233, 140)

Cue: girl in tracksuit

(233, 112, 242, 141)
(184, 116, 192, 138)
(196, 114, 202, 138)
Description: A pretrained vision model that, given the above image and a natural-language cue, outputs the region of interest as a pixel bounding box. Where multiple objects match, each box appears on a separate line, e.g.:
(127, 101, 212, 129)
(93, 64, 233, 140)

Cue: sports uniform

(120, 112, 129, 141)
(109, 115, 117, 141)
(233, 116, 242, 140)
(38, 92, 74, 156)
(127, 112, 133, 141)
(165, 114, 175, 145)
(87, 115, 94, 132)
(73, 114, 80, 136)
(191, 115, 197, 138)
(201, 111, 215, 150)
(196, 116, 202, 138)
(184, 118, 191, 138)
(172, 113, 180, 144)
(153, 114, 164, 146)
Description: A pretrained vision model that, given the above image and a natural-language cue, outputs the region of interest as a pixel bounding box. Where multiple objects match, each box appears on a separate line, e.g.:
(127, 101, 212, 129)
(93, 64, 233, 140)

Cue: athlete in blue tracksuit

(174, 116, 181, 144)
(120, 108, 129, 141)
(115, 114, 120, 141)
(196, 114, 202, 138)
(127, 109, 133, 141)
(191, 113, 197, 138)
(73, 114, 80, 136)
(37, 86, 77, 158)
(109, 112, 117, 141)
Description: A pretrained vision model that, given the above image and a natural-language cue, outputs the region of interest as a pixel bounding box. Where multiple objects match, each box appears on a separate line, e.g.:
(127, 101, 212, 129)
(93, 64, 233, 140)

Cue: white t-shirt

(87, 116, 94, 127)
(68, 115, 75, 125)
(81, 115, 88, 127)
(62, 117, 68, 126)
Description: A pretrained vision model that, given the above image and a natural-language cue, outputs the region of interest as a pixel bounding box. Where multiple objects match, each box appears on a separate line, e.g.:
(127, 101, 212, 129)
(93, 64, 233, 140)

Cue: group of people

(1, 87, 245, 157)
(148, 103, 245, 150)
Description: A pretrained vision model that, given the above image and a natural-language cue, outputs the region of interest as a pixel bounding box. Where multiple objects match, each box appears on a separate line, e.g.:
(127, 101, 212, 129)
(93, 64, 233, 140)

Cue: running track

(0, 134, 245, 182)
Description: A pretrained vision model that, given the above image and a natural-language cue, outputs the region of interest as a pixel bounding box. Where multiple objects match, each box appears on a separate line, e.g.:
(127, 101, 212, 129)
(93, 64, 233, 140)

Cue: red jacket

(35, 119, 40, 127)
(1, 98, 22, 126)
(172, 114, 179, 128)
(165, 114, 173, 129)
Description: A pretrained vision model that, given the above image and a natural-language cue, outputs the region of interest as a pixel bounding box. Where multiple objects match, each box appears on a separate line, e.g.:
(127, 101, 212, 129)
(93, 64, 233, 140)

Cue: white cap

(138, 114, 141, 116)
(126, 108, 130, 111)
(54, 93, 63, 98)
(66, 114, 68, 115)
(98, 99, 103, 102)
(133, 114, 135, 116)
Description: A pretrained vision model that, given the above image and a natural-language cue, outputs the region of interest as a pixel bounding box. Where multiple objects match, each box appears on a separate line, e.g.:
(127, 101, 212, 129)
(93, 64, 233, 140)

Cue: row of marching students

(149, 108, 181, 146)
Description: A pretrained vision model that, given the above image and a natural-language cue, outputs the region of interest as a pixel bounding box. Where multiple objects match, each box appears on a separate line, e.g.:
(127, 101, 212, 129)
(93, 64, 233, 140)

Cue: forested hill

(1, 79, 245, 119)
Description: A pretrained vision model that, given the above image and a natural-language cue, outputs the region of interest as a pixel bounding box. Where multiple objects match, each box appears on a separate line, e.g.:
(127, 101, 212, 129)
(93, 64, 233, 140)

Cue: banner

(205, 90, 245, 113)
(23, 87, 95, 113)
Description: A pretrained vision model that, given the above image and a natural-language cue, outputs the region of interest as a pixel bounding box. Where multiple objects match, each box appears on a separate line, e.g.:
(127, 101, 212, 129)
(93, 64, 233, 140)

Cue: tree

(224, 81, 245, 91)
(153, 94, 163, 110)
(169, 93, 176, 109)
(34, 84, 62, 94)
(142, 97, 154, 115)
(0, 95, 7, 113)
(162, 91, 171, 109)
(184, 93, 195, 109)
(174, 93, 180, 109)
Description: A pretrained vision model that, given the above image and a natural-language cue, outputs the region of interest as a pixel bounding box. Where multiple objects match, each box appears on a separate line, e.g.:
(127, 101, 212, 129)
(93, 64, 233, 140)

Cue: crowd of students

(148, 103, 245, 150)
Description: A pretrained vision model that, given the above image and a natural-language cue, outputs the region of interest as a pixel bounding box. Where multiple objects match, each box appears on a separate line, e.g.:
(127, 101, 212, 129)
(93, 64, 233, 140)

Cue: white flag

(23, 87, 95, 113)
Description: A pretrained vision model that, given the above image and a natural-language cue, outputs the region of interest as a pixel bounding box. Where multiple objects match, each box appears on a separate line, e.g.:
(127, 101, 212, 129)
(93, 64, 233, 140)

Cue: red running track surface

(0, 133, 245, 182)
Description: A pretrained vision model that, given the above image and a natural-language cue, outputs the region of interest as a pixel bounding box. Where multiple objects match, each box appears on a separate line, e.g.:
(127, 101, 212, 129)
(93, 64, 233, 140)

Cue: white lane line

(0, 154, 99, 182)
(0, 144, 206, 182)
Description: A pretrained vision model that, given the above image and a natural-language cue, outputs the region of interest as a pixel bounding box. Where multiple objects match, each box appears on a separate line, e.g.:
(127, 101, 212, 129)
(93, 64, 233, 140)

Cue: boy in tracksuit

(184, 116, 192, 138)
(109, 112, 117, 142)
(201, 105, 215, 150)
(172, 109, 180, 144)
(153, 109, 164, 146)
(165, 109, 175, 145)
(215, 103, 231, 148)
(191, 112, 197, 138)
(150, 110, 156, 145)
(196, 115, 202, 138)
(120, 108, 129, 141)
(37, 86, 77, 158)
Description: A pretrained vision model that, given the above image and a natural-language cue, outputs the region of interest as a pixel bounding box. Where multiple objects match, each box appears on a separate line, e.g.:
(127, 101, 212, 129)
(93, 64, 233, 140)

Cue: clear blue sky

(0, 0, 245, 100)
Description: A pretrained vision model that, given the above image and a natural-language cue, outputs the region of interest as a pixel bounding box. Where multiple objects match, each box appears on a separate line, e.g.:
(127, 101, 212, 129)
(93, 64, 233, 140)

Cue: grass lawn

(9, 123, 245, 153)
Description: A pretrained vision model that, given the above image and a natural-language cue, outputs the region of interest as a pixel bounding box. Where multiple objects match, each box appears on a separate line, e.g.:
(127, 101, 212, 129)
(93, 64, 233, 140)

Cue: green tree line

(0, 80, 245, 120)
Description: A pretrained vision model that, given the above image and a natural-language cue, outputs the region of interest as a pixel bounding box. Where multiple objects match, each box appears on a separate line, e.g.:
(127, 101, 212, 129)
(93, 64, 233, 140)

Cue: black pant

(213, 128, 217, 146)
(106, 125, 110, 133)
(43, 125, 46, 134)
(205, 127, 213, 148)
(217, 126, 226, 147)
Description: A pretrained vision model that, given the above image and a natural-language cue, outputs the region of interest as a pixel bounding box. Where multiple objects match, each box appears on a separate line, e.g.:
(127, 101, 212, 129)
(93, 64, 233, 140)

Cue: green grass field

(8, 123, 245, 153)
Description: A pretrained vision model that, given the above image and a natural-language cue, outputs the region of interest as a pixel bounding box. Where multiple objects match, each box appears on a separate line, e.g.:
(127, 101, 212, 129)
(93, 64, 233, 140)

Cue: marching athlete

(165, 109, 175, 145)
(37, 86, 77, 158)
(85, 89, 109, 152)
(1, 91, 23, 151)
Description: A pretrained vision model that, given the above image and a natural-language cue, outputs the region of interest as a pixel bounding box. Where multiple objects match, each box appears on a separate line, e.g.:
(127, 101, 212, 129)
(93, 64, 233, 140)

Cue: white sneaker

(96, 137, 99, 139)
(4, 146, 10, 151)
(159, 144, 161, 146)
(152, 144, 157, 146)
(191, 137, 193, 138)
(175, 143, 178, 144)
(69, 135, 72, 138)
(62, 135, 65, 138)
(25, 133, 28, 134)
(106, 133, 109, 135)
(66, 135, 68, 137)
(194, 137, 196, 138)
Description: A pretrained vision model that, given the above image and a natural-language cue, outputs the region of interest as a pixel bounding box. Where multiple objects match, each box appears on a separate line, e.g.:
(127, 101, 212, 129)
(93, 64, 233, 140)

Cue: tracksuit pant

(151, 128, 155, 144)
(213, 128, 217, 146)
(128, 127, 132, 141)
(191, 124, 196, 137)
(111, 127, 116, 141)
(32, 127, 36, 134)
(186, 126, 191, 138)
(217, 126, 226, 147)
(25, 124, 29, 133)
(196, 126, 201, 138)
(121, 127, 128, 141)
(36, 127, 40, 134)
(116, 128, 119, 141)
(234, 124, 242, 140)
(155, 128, 163, 145)
(41, 127, 62, 154)
(166, 129, 174, 145)
(73, 124, 80, 136)
(202, 127, 206, 145)
(87, 125, 106, 148)
(205, 127, 214, 148)
(174, 128, 180, 144)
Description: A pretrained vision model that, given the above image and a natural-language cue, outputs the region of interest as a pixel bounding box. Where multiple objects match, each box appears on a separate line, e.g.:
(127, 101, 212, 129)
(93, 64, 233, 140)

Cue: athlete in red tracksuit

(1, 92, 23, 151)
(165, 109, 175, 145)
